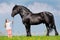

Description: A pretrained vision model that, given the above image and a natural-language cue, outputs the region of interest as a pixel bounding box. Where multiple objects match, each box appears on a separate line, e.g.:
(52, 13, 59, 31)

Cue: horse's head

(11, 5, 22, 17)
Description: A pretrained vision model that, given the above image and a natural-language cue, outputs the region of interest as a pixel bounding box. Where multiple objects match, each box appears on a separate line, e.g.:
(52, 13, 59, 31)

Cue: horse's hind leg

(53, 24, 58, 35)
(45, 24, 53, 36)
(45, 24, 50, 36)
(25, 23, 31, 36)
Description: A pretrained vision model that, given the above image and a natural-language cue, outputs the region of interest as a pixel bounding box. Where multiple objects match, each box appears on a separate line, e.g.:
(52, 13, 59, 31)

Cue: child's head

(5, 19, 10, 23)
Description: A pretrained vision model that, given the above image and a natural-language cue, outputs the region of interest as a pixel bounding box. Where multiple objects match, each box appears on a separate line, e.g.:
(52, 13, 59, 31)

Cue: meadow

(0, 36, 60, 40)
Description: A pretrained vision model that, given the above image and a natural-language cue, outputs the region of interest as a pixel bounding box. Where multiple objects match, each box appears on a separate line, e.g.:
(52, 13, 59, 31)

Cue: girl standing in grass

(5, 19, 13, 38)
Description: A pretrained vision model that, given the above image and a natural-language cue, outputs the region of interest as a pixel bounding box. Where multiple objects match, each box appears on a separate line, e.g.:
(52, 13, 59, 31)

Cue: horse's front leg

(25, 23, 31, 36)
(46, 27, 50, 36)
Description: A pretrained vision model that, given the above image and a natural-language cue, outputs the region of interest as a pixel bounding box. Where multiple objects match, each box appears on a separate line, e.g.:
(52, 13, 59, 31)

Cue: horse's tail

(49, 13, 55, 32)
(49, 15, 56, 33)
(52, 18, 59, 35)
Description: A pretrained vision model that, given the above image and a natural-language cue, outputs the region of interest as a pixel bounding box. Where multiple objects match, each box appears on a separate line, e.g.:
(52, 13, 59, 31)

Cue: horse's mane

(13, 5, 32, 13)
(21, 6, 32, 13)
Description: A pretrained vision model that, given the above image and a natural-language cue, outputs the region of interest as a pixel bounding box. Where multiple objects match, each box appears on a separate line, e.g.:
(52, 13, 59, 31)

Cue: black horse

(11, 5, 58, 36)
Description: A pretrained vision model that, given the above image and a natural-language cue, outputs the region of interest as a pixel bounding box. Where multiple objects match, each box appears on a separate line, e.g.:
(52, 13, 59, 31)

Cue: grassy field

(0, 36, 60, 40)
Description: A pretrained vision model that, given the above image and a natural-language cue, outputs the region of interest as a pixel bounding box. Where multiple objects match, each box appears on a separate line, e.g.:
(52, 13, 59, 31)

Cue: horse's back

(40, 11, 53, 16)
(39, 11, 54, 24)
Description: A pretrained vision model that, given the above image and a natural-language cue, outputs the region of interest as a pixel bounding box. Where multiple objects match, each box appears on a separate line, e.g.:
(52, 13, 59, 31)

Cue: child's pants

(7, 29, 12, 38)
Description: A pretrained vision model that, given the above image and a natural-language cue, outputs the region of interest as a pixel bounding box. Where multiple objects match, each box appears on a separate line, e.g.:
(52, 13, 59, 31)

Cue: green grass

(0, 36, 60, 40)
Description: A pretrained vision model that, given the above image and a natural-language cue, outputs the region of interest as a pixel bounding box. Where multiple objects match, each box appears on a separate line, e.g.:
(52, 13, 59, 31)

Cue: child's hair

(5, 19, 7, 23)
(5, 19, 7, 27)
(4, 19, 8, 27)
(5, 19, 9, 23)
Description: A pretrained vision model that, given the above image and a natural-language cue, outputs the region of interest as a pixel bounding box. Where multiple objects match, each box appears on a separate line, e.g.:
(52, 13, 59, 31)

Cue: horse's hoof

(27, 35, 31, 37)
(46, 34, 49, 36)
(55, 33, 59, 36)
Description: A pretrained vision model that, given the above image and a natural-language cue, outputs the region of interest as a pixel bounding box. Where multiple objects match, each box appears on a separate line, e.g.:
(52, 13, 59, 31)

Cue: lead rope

(12, 17, 14, 27)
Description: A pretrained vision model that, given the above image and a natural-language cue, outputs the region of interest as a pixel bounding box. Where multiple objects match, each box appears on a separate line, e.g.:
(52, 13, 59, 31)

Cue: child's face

(6, 19, 9, 22)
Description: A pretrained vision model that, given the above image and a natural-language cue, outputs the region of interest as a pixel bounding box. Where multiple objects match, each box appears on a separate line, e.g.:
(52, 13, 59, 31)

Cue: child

(5, 19, 13, 38)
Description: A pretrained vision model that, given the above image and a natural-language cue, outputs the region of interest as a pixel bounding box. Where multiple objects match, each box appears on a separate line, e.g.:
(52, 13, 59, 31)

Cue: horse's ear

(14, 5, 22, 10)
(15, 5, 18, 7)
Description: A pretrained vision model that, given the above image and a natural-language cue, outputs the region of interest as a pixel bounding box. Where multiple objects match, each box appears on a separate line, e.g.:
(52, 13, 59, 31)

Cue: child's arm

(10, 21, 14, 24)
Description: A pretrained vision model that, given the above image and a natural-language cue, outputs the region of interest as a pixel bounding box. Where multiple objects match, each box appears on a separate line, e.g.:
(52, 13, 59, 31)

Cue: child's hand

(12, 21, 14, 24)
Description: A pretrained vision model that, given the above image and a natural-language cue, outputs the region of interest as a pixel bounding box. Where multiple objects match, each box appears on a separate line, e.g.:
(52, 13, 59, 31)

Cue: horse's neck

(20, 8, 32, 18)
(19, 12, 32, 18)
(22, 6, 32, 13)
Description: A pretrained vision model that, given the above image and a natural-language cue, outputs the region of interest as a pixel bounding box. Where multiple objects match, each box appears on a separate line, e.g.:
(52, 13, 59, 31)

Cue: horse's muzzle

(11, 14, 14, 17)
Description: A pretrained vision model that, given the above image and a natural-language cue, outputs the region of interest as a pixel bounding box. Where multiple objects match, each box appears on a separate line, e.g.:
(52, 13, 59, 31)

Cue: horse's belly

(30, 19, 42, 25)
(30, 22, 42, 25)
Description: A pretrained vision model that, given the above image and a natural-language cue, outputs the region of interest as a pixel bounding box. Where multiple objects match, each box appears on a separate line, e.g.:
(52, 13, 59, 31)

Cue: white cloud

(28, 2, 52, 12)
(56, 5, 60, 10)
(27, 2, 60, 16)
(0, 2, 60, 16)
(0, 3, 15, 14)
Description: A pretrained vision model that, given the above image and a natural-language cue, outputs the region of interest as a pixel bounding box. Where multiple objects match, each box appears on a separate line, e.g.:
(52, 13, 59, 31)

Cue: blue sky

(0, 0, 60, 36)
